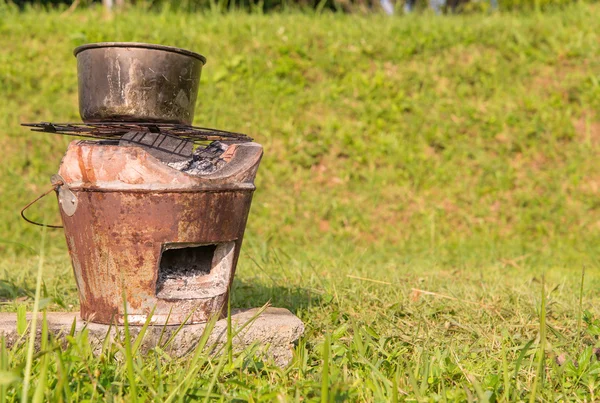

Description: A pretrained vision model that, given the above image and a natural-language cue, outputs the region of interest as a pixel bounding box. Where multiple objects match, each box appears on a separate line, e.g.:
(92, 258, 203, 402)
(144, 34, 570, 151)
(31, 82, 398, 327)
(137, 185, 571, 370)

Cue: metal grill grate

(21, 122, 253, 143)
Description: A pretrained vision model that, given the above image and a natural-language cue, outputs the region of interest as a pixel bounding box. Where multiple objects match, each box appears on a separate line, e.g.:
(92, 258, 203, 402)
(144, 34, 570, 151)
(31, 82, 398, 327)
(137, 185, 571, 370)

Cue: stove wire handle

(20, 178, 65, 229)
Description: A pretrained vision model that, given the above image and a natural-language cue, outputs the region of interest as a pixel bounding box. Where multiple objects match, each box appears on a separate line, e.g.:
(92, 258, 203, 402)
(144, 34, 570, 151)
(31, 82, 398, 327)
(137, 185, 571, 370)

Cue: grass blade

(161, 306, 199, 350)
(529, 275, 547, 403)
(132, 305, 157, 355)
(512, 338, 535, 399)
(16, 305, 27, 337)
(202, 352, 227, 403)
(164, 313, 220, 403)
(227, 293, 233, 366)
(321, 332, 330, 403)
(155, 350, 165, 401)
(1, 336, 9, 401)
(32, 311, 49, 403)
(156, 307, 173, 347)
(391, 366, 399, 403)
(406, 364, 423, 401)
(0, 371, 20, 386)
(122, 290, 138, 400)
(577, 265, 585, 342)
(501, 337, 510, 401)
(210, 302, 271, 357)
(21, 224, 47, 403)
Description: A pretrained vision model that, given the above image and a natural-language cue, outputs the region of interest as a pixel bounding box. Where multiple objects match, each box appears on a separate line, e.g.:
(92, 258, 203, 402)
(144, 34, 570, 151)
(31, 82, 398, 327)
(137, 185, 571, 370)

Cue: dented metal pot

(74, 42, 206, 125)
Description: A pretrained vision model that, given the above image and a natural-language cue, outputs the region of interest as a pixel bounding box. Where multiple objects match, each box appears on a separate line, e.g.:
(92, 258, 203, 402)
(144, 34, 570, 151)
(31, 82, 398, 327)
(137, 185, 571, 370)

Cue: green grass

(1, 3, 600, 400)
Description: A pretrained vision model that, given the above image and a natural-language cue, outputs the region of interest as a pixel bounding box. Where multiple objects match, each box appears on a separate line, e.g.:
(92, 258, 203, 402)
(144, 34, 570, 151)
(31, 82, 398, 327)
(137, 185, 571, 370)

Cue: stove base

(0, 307, 304, 367)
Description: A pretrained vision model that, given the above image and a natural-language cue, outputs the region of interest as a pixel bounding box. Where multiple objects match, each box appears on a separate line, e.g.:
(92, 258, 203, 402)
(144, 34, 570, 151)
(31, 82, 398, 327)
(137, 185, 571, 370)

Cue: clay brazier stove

(22, 43, 263, 326)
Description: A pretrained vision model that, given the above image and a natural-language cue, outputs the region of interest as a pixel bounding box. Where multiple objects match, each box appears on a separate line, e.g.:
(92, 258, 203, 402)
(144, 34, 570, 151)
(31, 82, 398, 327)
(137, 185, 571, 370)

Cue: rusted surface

(56, 140, 262, 325)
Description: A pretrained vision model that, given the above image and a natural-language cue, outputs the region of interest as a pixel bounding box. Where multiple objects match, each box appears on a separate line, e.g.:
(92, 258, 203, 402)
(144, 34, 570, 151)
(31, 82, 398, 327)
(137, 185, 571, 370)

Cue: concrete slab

(0, 307, 304, 367)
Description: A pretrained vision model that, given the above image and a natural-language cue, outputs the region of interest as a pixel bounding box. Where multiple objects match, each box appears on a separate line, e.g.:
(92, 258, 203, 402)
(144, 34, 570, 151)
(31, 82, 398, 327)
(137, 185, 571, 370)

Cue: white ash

(167, 141, 229, 175)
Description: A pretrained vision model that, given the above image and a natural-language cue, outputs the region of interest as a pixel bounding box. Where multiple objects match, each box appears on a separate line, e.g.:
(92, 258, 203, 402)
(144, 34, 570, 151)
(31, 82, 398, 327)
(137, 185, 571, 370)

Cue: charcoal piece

(167, 141, 229, 176)
(193, 141, 229, 160)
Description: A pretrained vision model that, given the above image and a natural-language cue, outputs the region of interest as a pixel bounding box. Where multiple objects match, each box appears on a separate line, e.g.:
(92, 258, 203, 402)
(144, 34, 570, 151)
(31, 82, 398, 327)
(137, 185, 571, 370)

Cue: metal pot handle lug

(52, 174, 78, 217)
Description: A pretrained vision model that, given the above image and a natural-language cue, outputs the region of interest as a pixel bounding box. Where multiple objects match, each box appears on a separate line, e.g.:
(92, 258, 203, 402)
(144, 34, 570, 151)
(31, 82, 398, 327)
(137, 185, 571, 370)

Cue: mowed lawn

(1, 3, 600, 400)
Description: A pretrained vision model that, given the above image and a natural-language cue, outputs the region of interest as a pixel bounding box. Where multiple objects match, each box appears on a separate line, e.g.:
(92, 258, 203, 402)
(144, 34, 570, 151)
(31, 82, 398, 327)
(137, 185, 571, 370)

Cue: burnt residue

(168, 141, 229, 175)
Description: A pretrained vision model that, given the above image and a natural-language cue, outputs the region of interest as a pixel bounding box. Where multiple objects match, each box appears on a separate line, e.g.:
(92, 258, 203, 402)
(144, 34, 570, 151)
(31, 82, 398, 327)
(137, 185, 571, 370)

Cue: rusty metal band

(63, 185, 256, 193)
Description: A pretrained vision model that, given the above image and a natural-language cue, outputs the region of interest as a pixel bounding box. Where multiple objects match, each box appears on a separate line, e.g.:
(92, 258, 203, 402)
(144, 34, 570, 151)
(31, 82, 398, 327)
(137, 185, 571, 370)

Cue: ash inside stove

(157, 244, 217, 298)
(168, 141, 229, 175)
(155, 242, 235, 300)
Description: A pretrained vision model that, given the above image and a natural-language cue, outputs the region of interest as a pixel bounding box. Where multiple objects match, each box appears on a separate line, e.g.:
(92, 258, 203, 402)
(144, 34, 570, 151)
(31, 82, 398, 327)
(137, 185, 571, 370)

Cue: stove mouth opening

(156, 241, 235, 300)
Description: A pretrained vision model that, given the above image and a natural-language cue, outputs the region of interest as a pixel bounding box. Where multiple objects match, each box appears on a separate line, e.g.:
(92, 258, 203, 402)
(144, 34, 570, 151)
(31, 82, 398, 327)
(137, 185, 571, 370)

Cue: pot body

(74, 43, 206, 125)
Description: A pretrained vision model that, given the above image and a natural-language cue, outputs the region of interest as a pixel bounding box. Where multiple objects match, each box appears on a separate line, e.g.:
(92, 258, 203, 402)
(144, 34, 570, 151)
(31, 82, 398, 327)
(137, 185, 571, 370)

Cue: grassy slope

(1, 3, 600, 400)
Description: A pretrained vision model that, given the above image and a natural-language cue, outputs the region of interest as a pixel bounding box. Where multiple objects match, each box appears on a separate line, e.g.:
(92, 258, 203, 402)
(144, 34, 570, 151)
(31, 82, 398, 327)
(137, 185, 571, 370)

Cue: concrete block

(0, 307, 304, 367)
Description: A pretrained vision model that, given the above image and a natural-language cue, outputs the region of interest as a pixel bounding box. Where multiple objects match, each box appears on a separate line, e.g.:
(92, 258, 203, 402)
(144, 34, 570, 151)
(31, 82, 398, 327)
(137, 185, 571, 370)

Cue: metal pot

(74, 42, 206, 125)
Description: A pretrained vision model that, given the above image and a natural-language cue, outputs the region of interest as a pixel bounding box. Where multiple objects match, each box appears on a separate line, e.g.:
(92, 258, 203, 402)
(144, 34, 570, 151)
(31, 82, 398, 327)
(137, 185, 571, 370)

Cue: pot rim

(73, 42, 207, 64)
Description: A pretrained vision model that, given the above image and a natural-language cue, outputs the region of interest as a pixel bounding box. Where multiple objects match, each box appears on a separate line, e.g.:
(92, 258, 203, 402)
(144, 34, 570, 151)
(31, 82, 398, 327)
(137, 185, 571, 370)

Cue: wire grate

(21, 121, 253, 144)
